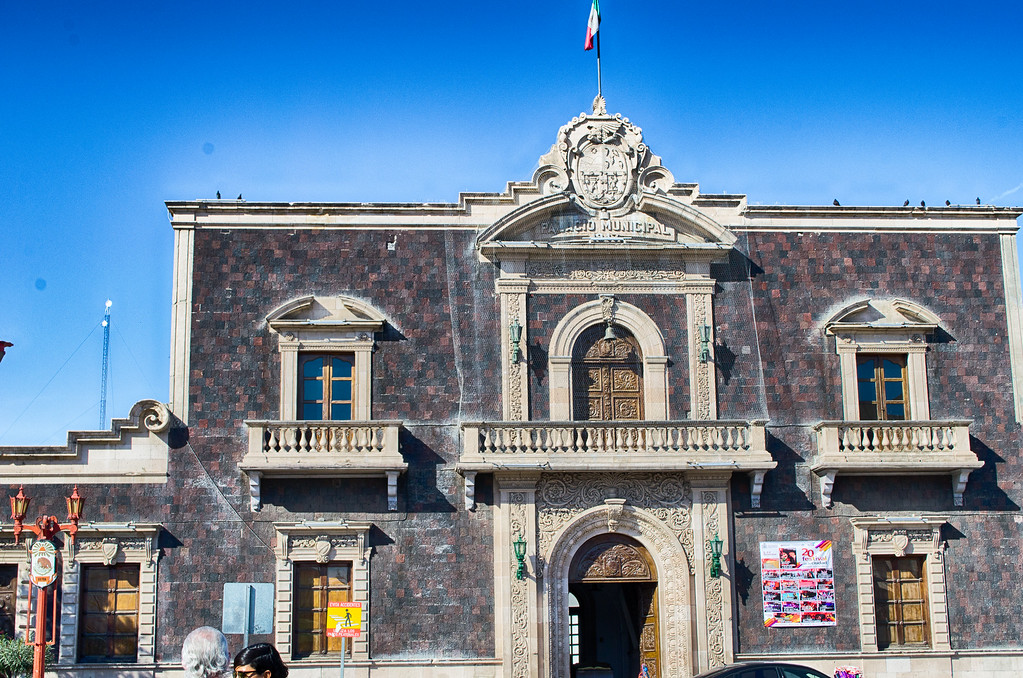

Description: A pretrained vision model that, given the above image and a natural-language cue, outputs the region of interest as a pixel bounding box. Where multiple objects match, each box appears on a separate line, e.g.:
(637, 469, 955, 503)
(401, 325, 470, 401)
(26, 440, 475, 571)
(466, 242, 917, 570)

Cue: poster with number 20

(761, 540, 836, 627)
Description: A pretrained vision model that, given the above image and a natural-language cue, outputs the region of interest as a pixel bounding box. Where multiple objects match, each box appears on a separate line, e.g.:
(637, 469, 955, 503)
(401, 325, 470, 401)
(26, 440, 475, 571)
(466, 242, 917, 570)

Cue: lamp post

(10, 485, 84, 678)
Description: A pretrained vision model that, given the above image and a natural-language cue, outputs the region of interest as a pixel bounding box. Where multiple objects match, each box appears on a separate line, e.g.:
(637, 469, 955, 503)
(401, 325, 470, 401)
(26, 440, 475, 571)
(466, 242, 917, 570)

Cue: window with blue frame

(299, 354, 354, 420)
(856, 354, 908, 420)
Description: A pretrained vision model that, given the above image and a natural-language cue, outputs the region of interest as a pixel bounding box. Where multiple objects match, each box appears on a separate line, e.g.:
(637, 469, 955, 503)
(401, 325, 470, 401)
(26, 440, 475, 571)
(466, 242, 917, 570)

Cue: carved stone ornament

(535, 109, 674, 217)
(605, 498, 626, 533)
(102, 540, 120, 565)
(314, 539, 332, 564)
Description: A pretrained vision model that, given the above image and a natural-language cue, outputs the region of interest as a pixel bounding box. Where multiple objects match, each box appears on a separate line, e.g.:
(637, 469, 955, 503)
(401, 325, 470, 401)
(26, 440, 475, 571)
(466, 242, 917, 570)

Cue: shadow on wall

(736, 431, 816, 512)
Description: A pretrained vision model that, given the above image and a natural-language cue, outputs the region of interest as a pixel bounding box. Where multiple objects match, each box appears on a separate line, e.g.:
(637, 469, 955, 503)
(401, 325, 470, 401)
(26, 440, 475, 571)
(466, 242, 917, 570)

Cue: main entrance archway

(569, 535, 659, 677)
(543, 503, 694, 678)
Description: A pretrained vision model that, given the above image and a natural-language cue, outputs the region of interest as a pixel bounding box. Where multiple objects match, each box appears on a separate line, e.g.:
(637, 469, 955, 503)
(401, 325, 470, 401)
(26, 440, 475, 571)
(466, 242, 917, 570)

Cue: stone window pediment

(266, 295, 386, 422)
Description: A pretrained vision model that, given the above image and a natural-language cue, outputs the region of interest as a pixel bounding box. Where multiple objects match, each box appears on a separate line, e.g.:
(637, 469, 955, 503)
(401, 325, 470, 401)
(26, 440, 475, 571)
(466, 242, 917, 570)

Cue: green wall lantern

(513, 533, 527, 580)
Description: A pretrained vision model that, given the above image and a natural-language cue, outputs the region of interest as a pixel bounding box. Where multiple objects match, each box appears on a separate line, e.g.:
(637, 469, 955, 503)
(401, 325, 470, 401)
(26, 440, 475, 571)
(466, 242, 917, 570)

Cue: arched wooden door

(572, 325, 644, 421)
(569, 535, 660, 678)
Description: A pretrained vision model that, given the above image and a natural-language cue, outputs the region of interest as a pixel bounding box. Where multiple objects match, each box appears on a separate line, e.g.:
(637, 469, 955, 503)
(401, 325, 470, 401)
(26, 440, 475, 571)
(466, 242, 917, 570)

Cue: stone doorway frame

(542, 503, 694, 678)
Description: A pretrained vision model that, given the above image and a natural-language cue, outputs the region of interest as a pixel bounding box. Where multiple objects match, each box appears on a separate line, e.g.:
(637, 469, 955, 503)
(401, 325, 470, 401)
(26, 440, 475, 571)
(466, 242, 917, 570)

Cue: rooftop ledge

(457, 420, 775, 510)
(811, 420, 982, 508)
(241, 420, 405, 512)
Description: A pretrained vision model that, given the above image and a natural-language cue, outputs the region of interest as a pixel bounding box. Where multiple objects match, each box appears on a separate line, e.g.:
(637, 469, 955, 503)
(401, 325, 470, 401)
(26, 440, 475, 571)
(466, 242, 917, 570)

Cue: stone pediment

(824, 299, 940, 334)
(266, 295, 386, 335)
(478, 106, 736, 256)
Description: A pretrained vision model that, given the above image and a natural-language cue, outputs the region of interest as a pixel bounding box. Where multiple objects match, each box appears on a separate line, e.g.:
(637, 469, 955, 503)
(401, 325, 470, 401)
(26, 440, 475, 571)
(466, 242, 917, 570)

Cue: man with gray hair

(182, 626, 230, 678)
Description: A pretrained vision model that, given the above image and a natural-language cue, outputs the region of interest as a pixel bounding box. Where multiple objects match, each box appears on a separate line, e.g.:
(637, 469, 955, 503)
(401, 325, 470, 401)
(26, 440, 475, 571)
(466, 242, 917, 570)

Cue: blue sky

(1, 1, 1021, 444)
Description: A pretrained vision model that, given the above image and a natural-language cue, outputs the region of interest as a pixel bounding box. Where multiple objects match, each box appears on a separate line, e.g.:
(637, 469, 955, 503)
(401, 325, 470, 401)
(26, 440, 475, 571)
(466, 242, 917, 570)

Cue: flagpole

(596, 27, 602, 99)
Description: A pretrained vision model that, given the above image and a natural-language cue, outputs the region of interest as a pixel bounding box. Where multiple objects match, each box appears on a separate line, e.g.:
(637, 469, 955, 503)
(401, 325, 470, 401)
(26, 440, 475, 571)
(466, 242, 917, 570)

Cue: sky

(1, 1, 1021, 445)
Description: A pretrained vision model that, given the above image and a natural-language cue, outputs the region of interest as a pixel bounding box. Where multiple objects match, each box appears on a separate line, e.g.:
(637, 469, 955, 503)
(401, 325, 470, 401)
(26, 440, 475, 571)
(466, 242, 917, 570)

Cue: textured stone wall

(114, 227, 499, 661)
(731, 230, 1023, 653)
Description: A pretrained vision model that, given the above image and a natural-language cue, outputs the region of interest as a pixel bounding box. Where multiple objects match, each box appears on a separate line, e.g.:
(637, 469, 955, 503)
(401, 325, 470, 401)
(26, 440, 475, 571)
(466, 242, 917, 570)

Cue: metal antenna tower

(99, 300, 112, 428)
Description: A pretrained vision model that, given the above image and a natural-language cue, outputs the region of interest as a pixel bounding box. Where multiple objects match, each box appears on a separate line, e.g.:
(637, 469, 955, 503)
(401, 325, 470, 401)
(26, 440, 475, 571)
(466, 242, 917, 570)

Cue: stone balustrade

(467, 421, 764, 458)
(811, 420, 982, 507)
(458, 420, 775, 510)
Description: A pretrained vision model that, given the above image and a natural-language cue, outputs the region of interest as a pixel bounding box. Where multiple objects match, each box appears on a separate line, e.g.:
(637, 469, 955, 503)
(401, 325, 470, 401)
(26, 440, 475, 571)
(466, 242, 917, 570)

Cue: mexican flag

(584, 0, 600, 51)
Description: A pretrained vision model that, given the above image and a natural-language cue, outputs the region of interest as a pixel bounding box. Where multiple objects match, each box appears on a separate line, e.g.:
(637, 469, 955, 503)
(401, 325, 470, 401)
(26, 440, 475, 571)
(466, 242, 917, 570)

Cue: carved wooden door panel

(572, 327, 643, 421)
(638, 583, 660, 678)
(0, 565, 17, 637)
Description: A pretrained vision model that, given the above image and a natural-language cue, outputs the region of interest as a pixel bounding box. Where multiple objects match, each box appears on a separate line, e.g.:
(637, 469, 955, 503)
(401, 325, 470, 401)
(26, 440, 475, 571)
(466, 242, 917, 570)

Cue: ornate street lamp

(9, 486, 85, 678)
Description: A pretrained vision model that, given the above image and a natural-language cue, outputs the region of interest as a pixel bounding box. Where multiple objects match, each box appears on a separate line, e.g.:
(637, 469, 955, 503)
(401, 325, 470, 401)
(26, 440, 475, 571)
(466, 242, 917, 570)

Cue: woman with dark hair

(233, 643, 289, 678)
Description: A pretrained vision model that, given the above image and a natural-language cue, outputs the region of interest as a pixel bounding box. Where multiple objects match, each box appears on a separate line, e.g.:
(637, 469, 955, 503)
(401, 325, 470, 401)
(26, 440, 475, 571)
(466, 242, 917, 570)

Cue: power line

(0, 322, 101, 444)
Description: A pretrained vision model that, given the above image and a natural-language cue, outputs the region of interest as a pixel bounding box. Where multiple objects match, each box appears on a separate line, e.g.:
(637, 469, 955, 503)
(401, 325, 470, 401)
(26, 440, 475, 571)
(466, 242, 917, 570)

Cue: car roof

(693, 662, 830, 678)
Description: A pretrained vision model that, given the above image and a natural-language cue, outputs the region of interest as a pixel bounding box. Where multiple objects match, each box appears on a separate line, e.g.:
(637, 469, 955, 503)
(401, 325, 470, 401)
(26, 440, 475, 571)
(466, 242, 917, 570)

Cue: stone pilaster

(496, 474, 540, 678)
(499, 279, 530, 421)
(691, 474, 733, 672)
(687, 291, 717, 420)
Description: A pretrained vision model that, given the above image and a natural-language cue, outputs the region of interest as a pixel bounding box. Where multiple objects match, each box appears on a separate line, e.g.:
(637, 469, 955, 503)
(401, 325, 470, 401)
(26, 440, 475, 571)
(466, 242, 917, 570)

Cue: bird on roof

(833, 199, 840, 206)
(976, 197, 981, 205)
(903, 199, 910, 206)
(237, 194, 243, 200)
(0, 341, 12, 364)
(946, 200, 951, 206)
(216, 191, 221, 199)
(920, 200, 926, 207)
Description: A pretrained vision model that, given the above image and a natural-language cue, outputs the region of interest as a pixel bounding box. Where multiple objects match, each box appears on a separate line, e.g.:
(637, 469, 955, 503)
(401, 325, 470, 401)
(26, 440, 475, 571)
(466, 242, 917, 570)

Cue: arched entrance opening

(572, 324, 644, 421)
(569, 534, 660, 678)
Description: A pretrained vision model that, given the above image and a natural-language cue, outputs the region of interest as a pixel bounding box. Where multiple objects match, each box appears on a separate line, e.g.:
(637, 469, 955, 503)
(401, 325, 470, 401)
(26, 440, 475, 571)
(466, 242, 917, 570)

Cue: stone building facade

(2, 102, 1023, 678)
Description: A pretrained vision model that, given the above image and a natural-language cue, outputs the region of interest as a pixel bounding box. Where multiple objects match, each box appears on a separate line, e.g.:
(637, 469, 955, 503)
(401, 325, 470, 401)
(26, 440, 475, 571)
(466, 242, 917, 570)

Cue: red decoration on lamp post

(10, 485, 85, 678)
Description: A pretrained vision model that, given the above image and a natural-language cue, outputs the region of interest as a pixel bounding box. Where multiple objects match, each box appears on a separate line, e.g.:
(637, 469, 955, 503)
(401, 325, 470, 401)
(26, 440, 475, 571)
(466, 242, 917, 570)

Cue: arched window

(548, 299, 668, 420)
(571, 325, 644, 421)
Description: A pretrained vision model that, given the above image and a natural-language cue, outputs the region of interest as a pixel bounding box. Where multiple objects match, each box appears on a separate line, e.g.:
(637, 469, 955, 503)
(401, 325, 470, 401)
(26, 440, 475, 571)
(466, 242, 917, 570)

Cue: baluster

(724, 426, 735, 451)
(941, 426, 953, 451)
(649, 427, 662, 453)
(544, 427, 556, 453)
(532, 427, 545, 454)
(265, 427, 279, 454)
(578, 427, 590, 454)
(877, 426, 890, 451)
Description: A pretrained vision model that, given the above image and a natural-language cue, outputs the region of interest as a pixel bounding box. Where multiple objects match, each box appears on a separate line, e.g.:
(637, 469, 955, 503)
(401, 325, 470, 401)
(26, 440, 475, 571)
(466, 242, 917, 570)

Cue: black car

(694, 662, 831, 678)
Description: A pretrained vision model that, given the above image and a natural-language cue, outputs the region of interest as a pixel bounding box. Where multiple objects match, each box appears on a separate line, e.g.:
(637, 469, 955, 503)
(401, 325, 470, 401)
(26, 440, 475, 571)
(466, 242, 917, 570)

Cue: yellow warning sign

(326, 602, 362, 638)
